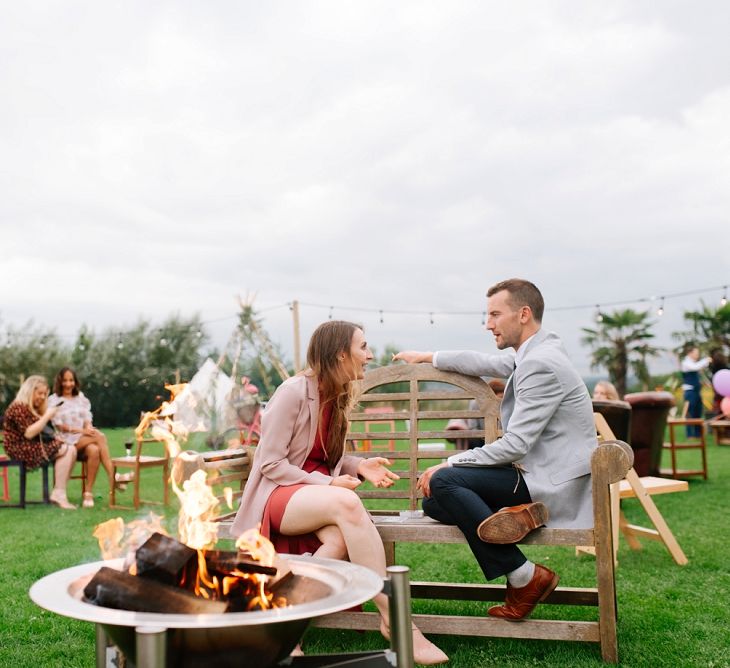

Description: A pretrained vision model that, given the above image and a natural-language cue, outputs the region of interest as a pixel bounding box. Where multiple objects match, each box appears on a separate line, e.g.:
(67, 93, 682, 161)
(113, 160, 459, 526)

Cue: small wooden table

(708, 419, 730, 446)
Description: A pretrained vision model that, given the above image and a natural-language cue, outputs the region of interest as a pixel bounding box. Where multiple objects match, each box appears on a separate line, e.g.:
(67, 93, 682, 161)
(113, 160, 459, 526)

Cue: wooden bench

(312, 364, 633, 663)
(172, 446, 255, 521)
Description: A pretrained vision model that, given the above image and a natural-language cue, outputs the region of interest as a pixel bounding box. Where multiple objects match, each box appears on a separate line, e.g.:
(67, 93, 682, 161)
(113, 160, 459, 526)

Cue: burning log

(204, 550, 277, 577)
(136, 533, 197, 587)
(83, 567, 228, 614)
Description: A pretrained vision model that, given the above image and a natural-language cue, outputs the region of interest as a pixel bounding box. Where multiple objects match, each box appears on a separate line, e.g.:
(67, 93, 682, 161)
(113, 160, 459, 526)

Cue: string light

(481, 311, 486, 327)
(1, 283, 728, 348)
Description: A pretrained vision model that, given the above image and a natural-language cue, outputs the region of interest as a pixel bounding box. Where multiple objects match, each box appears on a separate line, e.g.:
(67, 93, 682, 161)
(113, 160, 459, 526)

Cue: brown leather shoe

(487, 564, 559, 620)
(477, 502, 549, 544)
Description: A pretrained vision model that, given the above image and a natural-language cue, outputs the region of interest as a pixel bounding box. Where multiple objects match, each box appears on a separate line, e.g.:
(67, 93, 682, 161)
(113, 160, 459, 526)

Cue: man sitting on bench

(394, 278, 597, 621)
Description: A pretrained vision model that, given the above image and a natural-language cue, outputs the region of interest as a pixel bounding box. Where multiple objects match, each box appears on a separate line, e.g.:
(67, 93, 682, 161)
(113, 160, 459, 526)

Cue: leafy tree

(75, 314, 209, 427)
(0, 322, 68, 407)
(581, 309, 661, 397)
(672, 301, 730, 352)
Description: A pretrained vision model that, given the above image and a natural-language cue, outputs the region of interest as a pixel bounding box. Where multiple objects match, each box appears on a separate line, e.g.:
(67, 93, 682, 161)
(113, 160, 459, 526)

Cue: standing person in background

(2, 375, 78, 509)
(49, 367, 117, 508)
(680, 346, 711, 437)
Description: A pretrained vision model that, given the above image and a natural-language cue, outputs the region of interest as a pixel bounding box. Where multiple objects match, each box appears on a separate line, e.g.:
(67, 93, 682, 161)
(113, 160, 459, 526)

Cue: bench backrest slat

(348, 364, 501, 511)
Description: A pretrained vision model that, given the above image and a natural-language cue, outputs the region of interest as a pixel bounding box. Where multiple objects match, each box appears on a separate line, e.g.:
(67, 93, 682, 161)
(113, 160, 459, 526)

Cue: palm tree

(581, 309, 661, 397)
(673, 301, 730, 351)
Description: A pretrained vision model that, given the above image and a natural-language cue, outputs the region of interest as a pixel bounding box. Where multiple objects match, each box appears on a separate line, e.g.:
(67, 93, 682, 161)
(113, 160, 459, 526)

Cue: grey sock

(507, 560, 535, 588)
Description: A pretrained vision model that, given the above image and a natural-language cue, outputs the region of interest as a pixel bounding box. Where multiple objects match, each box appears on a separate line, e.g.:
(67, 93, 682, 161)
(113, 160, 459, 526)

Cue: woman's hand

(82, 425, 96, 436)
(44, 406, 59, 421)
(357, 457, 400, 488)
(330, 474, 362, 490)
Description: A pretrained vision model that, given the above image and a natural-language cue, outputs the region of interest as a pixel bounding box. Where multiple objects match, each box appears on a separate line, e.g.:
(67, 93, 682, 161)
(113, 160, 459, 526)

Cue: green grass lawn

(1, 428, 729, 667)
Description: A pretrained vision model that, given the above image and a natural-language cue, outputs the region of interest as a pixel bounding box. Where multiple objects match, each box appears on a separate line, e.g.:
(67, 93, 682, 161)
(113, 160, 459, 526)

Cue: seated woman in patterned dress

(49, 367, 117, 508)
(231, 321, 448, 665)
(2, 375, 78, 509)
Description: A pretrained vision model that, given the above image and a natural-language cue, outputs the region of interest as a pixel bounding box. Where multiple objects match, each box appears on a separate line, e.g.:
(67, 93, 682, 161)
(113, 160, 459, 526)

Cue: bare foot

(380, 620, 448, 665)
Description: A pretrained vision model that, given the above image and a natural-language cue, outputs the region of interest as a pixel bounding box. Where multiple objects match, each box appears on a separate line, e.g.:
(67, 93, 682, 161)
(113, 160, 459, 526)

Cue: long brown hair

(53, 367, 81, 397)
(306, 320, 361, 465)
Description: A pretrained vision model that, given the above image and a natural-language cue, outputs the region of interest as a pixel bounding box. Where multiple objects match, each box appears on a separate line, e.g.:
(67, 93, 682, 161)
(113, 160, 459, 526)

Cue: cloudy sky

(1, 1, 728, 377)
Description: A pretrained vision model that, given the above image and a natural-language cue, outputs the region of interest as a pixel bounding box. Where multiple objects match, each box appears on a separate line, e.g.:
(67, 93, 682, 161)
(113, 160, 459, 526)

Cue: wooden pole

(292, 300, 302, 373)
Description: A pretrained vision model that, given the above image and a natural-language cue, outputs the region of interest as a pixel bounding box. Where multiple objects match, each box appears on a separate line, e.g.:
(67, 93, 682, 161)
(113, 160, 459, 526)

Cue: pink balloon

(721, 396, 730, 417)
(713, 369, 730, 397)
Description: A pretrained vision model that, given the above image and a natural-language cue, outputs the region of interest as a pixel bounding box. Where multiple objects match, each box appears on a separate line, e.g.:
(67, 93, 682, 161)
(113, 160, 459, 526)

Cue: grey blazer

(435, 329, 597, 529)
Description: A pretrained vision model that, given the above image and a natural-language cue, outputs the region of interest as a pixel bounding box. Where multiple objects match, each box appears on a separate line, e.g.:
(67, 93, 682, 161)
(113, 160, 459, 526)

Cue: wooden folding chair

(587, 413, 688, 566)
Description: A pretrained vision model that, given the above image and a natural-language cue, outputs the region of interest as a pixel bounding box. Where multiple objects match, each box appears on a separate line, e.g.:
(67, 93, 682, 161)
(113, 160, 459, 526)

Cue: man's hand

(357, 457, 400, 488)
(392, 351, 434, 365)
(416, 462, 449, 497)
(330, 475, 362, 490)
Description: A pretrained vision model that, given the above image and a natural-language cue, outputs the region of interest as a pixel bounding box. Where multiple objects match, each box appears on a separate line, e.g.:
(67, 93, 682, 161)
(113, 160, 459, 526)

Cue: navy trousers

(423, 465, 532, 581)
(684, 387, 703, 437)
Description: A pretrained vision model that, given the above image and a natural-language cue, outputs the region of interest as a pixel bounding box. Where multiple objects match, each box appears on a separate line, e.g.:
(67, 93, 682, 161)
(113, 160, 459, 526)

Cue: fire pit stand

(31, 557, 414, 668)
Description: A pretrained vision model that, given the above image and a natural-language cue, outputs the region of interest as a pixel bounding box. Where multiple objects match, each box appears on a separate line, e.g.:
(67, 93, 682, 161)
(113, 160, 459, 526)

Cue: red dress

(260, 400, 333, 555)
(2, 402, 64, 468)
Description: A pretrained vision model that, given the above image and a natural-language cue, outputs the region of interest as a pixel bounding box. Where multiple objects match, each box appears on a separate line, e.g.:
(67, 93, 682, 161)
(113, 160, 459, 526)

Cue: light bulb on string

(721, 286, 728, 307)
(594, 306, 603, 323)
(328, 306, 333, 320)
(379, 309, 384, 324)
(39, 338, 46, 350)
(656, 297, 665, 317)
(116, 335, 124, 350)
(429, 312, 434, 325)
(196, 330, 202, 338)
(78, 343, 86, 352)
(481, 311, 486, 327)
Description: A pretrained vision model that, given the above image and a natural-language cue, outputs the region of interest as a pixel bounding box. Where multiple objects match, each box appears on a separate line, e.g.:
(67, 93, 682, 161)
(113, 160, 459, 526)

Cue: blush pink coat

(230, 372, 361, 538)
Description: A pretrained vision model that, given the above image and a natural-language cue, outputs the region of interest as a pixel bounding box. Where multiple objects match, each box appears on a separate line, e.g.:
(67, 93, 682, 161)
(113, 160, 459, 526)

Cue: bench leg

(19, 463, 27, 509)
(383, 540, 396, 567)
(42, 463, 50, 503)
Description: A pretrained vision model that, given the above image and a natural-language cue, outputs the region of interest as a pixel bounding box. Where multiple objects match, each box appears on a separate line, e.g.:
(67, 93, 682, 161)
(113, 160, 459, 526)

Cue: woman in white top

(49, 367, 116, 508)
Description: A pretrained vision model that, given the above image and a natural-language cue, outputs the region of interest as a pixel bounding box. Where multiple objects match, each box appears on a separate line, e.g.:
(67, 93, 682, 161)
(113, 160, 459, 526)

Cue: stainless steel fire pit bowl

(30, 555, 383, 668)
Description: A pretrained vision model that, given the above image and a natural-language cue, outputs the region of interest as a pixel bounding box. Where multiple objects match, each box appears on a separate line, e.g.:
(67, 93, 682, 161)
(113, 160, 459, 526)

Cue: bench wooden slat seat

(217, 365, 632, 662)
(310, 364, 633, 663)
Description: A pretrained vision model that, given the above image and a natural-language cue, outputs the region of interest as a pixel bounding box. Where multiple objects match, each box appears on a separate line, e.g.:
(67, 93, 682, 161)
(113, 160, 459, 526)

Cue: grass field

(1, 427, 729, 667)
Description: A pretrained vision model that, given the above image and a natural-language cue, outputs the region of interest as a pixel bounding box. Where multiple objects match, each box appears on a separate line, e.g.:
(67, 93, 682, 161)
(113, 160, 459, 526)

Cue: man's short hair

(487, 279, 545, 322)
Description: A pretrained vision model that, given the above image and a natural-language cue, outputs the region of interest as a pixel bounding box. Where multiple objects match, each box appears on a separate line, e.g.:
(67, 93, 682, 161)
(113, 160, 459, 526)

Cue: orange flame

(93, 513, 169, 573)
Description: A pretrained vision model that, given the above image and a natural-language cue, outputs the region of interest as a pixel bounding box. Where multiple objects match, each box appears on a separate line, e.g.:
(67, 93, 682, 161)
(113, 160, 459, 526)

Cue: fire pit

(30, 555, 384, 668)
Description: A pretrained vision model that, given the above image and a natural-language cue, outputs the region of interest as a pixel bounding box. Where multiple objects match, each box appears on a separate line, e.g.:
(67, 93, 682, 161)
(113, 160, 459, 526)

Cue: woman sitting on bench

(3, 375, 78, 509)
(232, 320, 448, 665)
